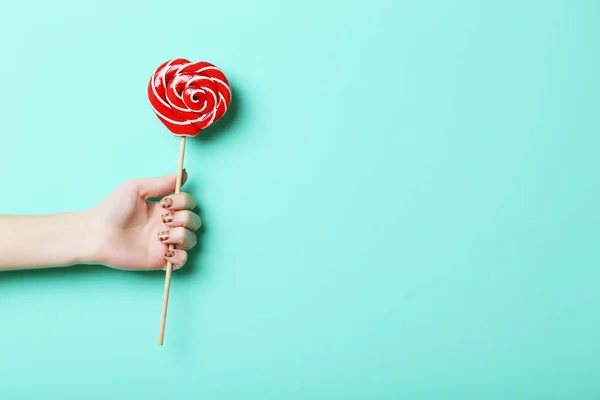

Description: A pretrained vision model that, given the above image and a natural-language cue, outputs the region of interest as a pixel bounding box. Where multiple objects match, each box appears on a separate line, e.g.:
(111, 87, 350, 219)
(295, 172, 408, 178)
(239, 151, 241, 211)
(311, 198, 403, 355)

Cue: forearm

(0, 211, 99, 271)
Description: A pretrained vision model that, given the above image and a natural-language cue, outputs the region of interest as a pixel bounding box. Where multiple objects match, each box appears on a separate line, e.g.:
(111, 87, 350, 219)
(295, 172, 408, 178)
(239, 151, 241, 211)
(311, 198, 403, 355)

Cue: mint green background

(1, 0, 599, 398)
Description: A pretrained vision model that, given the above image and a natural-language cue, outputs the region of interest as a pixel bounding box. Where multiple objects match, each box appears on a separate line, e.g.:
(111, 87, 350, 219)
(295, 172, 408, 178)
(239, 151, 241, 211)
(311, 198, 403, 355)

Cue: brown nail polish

(162, 212, 173, 223)
(161, 197, 173, 209)
(164, 250, 175, 258)
(158, 231, 170, 241)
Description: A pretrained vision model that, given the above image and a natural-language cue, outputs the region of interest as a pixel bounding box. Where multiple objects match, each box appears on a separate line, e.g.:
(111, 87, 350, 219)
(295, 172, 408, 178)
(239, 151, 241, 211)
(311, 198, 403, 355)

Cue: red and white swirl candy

(148, 58, 231, 136)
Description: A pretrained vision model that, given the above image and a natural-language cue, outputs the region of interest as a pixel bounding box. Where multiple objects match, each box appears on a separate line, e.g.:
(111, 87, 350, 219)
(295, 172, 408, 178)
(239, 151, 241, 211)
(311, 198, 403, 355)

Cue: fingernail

(161, 212, 174, 223)
(158, 230, 170, 241)
(161, 197, 173, 209)
(164, 250, 175, 258)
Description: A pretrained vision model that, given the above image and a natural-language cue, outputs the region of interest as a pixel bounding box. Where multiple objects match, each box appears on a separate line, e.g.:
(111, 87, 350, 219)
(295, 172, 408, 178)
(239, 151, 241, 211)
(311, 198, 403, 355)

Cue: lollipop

(148, 58, 231, 345)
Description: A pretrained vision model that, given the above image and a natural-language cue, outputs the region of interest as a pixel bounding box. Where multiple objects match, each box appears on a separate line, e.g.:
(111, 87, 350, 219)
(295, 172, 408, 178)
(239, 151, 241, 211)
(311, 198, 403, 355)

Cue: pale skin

(0, 171, 200, 272)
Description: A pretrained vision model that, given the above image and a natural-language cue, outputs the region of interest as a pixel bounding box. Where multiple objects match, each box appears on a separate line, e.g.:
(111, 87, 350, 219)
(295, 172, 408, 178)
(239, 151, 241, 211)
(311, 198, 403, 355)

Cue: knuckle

(184, 193, 197, 208)
(174, 227, 186, 243)
(183, 210, 193, 226)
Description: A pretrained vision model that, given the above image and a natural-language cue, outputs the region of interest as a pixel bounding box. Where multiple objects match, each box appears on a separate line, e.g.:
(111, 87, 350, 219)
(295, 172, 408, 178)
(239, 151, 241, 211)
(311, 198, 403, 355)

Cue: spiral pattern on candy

(148, 58, 231, 136)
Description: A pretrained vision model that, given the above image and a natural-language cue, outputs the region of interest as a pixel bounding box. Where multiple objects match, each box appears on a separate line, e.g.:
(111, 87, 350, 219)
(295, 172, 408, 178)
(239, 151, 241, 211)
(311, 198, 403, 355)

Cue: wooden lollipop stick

(158, 136, 187, 346)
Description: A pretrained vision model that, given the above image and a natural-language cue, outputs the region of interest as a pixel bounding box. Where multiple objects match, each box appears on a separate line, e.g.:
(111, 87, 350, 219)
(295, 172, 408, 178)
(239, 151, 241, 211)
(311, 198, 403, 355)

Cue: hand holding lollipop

(148, 58, 231, 345)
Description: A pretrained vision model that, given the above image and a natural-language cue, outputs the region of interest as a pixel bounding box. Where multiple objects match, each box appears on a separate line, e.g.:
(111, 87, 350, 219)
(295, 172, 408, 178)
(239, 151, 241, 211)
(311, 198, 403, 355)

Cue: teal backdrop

(1, 0, 599, 398)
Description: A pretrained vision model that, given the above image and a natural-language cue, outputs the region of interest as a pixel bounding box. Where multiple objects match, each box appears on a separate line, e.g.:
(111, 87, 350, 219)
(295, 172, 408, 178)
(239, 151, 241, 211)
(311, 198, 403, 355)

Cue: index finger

(160, 192, 196, 211)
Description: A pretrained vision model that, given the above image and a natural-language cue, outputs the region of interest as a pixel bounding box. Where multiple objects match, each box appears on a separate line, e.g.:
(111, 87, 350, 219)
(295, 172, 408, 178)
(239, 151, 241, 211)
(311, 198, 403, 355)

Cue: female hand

(92, 171, 201, 271)
(0, 172, 200, 272)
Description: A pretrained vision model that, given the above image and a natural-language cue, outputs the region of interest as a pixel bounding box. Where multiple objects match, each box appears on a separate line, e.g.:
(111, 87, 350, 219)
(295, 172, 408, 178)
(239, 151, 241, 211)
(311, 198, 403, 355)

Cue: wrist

(68, 209, 105, 266)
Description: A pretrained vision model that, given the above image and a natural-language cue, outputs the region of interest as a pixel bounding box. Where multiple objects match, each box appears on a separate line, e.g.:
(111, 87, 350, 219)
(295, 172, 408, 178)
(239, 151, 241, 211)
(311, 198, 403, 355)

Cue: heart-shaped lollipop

(148, 58, 231, 346)
(148, 58, 231, 136)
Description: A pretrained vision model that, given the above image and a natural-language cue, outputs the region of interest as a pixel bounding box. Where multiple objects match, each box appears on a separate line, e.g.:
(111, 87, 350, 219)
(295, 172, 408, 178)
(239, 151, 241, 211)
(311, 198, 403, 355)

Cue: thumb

(137, 169, 188, 199)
